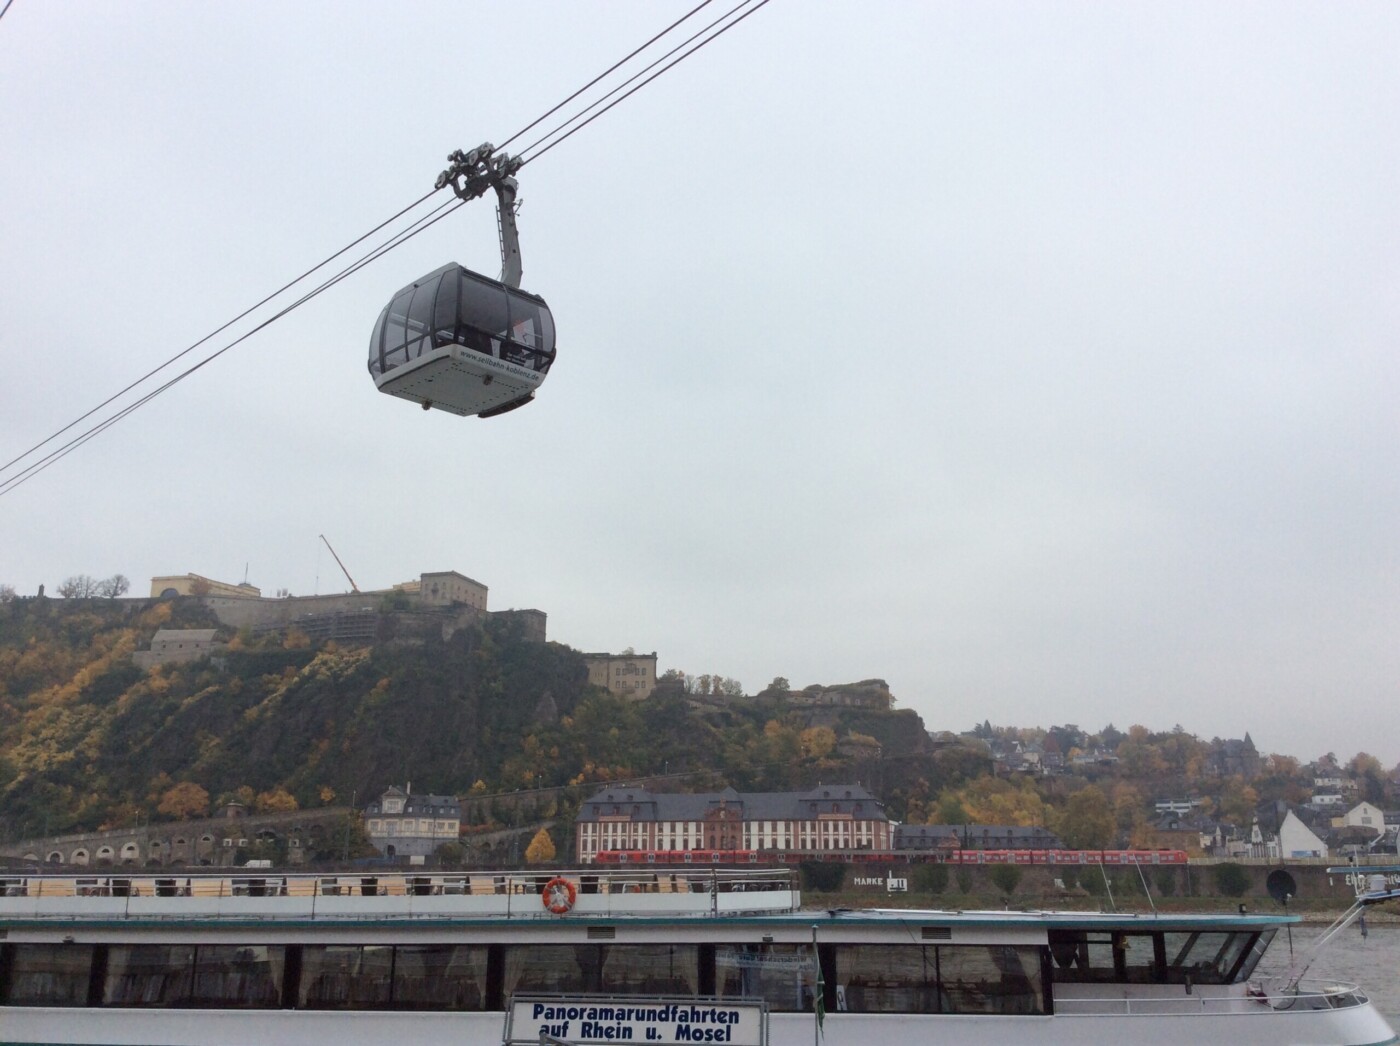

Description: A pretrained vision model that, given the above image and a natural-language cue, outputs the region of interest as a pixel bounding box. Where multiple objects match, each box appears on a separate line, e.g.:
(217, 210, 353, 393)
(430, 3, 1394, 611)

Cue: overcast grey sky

(2, 2, 1397, 765)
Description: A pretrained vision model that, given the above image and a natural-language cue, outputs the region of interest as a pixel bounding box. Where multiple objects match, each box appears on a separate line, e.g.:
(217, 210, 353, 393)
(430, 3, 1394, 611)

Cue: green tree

(1213, 863, 1250, 898)
(1056, 786, 1115, 848)
(911, 864, 949, 894)
(988, 864, 1022, 896)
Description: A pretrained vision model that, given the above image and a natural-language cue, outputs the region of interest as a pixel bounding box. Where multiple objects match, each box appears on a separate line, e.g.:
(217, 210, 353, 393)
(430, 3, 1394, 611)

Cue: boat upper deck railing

(0, 868, 799, 921)
(1055, 979, 1369, 1017)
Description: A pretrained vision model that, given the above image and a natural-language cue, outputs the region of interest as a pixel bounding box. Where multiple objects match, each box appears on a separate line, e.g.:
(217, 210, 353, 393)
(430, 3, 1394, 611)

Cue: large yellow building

(149, 574, 261, 599)
(584, 651, 658, 700)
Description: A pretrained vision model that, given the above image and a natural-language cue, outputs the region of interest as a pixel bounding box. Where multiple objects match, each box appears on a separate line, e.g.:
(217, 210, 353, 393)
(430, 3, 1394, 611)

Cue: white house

(1279, 810, 1329, 859)
(1341, 801, 1386, 841)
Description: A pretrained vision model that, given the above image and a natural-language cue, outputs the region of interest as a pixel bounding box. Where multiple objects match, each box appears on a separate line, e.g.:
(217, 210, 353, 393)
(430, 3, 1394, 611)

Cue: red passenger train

(592, 847, 1189, 867)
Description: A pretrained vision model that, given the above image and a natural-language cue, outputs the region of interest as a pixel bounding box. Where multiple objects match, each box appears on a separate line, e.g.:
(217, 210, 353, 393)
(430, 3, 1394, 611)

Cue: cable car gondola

(369, 146, 556, 418)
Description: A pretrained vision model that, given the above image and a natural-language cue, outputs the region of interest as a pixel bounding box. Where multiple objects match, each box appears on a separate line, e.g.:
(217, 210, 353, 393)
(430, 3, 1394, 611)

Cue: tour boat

(0, 868, 1394, 1046)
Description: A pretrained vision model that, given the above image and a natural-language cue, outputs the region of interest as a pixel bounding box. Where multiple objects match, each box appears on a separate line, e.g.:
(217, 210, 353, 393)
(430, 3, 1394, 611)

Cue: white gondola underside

(374, 347, 543, 417)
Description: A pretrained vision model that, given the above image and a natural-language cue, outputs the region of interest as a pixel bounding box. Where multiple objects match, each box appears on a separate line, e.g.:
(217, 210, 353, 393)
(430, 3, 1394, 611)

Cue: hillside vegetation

(0, 598, 948, 840)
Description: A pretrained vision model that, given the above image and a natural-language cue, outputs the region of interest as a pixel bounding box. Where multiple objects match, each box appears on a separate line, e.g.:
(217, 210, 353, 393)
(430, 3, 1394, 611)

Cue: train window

(2, 943, 94, 1007)
(714, 944, 816, 1013)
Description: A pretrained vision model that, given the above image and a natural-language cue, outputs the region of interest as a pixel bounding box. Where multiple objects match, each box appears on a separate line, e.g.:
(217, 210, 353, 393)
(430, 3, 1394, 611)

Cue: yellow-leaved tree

(525, 828, 557, 864)
(157, 782, 210, 821)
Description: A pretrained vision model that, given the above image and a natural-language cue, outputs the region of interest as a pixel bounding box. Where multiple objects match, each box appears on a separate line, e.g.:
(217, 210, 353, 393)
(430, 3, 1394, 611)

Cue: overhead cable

(520, 0, 773, 166)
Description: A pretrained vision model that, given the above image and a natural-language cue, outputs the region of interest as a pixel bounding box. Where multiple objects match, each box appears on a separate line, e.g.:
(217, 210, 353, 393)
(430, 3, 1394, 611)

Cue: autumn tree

(525, 828, 557, 864)
(0, 583, 15, 603)
(157, 782, 210, 820)
(256, 787, 299, 813)
(1055, 785, 1115, 848)
(800, 726, 837, 759)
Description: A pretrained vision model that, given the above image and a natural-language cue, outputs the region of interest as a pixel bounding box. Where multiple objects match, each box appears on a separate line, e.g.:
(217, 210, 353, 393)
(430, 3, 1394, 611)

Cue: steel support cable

(495, 0, 716, 154)
(0, 197, 467, 497)
(0, 188, 444, 481)
(519, 0, 773, 167)
(514, 0, 762, 160)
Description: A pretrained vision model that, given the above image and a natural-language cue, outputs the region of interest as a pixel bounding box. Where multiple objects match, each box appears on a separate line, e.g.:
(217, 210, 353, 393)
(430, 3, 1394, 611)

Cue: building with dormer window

(362, 786, 461, 859)
(574, 785, 890, 863)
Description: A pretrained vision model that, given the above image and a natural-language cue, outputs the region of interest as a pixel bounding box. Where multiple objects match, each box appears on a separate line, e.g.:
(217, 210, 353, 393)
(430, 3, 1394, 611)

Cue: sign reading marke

(507, 997, 767, 1046)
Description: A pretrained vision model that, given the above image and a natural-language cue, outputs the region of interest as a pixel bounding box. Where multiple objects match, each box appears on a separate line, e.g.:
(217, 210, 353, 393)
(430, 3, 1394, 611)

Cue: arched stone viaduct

(0, 808, 350, 869)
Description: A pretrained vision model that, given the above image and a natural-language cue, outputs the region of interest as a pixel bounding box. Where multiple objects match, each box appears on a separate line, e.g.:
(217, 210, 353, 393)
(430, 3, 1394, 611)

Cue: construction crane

(319, 534, 359, 593)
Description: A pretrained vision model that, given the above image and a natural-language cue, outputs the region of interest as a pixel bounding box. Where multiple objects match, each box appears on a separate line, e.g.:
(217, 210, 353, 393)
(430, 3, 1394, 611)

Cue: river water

(1254, 922, 1400, 1022)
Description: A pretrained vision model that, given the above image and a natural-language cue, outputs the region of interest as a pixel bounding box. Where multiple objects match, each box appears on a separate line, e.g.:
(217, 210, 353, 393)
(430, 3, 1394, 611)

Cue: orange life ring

(542, 876, 577, 914)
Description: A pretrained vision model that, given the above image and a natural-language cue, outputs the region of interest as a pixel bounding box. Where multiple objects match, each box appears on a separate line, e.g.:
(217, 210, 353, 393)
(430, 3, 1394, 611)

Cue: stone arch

(22, 852, 40, 862)
(121, 842, 140, 864)
(96, 845, 115, 867)
(72, 848, 90, 866)
(47, 851, 63, 864)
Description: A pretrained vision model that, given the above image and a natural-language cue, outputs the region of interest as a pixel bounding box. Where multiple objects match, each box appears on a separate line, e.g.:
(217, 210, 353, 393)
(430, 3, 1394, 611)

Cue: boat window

(1236, 930, 1274, 983)
(1, 943, 94, 1006)
(299, 945, 393, 1009)
(939, 946, 1044, 1015)
(104, 944, 195, 1006)
(502, 944, 591, 995)
(833, 944, 940, 1013)
(502, 945, 699, 998)
(714, 944, 817, 1013)
(601, 945, 700, 995)
(1047, 931, 1120, 983)
(188, 946, 284, 1007)
(1162, 932, 1255, 985)
(389, 945, 488, 1010)
(831, 945, 1044, 1015)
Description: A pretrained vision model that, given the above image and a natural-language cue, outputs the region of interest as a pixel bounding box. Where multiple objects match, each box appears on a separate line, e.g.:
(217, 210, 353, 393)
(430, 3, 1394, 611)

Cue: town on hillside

(1, 571, 1398, 881)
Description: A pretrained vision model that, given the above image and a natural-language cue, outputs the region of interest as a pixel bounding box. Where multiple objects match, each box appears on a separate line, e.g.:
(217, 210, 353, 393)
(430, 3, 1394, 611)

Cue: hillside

(0, 597, 948, 841)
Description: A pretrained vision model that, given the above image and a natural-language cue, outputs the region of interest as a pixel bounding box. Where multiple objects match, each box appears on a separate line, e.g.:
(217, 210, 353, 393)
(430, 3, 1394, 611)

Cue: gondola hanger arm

(436, 143, 526, 289)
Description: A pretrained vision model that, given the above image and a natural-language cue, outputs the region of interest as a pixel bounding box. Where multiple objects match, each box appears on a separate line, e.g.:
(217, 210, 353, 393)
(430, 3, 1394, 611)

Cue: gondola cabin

(368, 263, 556, 418)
